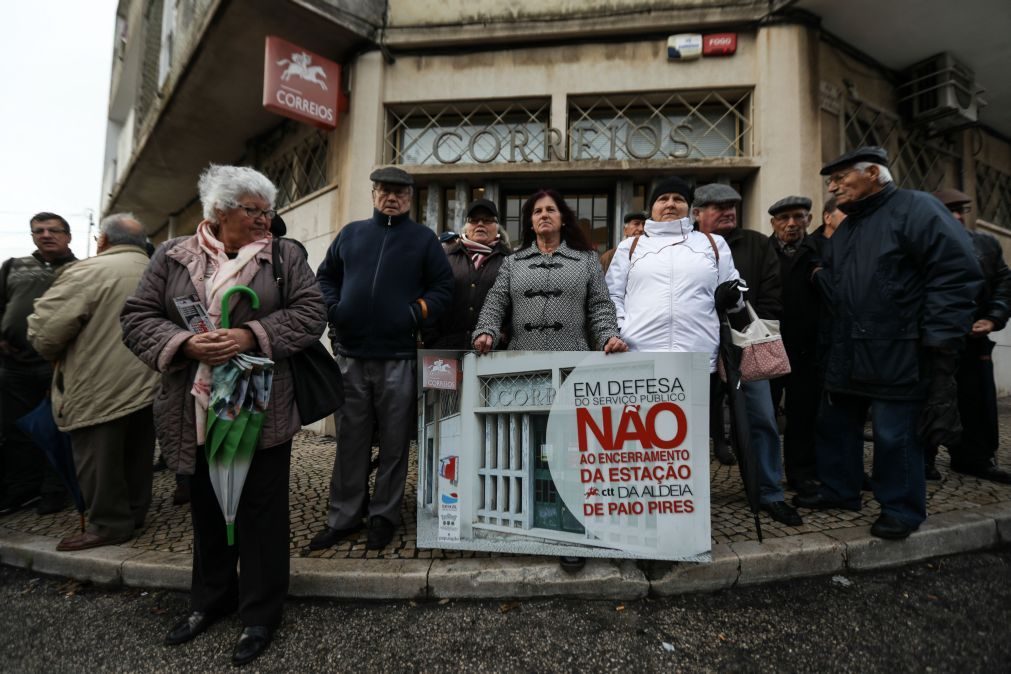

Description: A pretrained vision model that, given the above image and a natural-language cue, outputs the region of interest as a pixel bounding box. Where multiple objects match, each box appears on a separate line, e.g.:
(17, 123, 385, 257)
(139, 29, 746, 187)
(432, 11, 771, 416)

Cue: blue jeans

(816, 393, 926, 528)
(740, 379, 785, 504)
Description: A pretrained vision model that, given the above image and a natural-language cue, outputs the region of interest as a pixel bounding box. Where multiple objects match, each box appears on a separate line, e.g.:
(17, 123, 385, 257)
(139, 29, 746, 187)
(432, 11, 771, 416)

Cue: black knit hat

(648, 177, 693, 213)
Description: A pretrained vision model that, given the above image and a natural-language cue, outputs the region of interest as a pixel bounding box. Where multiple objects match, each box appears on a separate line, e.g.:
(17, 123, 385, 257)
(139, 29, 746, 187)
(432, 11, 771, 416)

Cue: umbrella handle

(220, 286, 260, 329)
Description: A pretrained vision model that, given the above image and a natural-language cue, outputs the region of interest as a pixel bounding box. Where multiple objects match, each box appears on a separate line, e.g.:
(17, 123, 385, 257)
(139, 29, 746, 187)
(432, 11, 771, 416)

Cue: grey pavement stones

(2, 400, 1011, 598)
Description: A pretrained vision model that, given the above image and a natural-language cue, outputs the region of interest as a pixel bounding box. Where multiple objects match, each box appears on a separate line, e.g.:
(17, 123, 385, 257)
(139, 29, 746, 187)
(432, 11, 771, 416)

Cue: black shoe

(559, 556, 586, 573)
(793, 492, 861, 511)
(789, 478, 820, 497)
(952, 464, 1011, 485)
(307, 524, 363, 551)
(231, 626, 272, 667)
(870, 514, 916, 540)
(172, 482, 191, 506)
(761, 500, 804, 526)
(861, 473, 873, 492)
(36, 493, 68, 515)
(366, 516, 395, 550)
(165, 611, 217, 646)
(713, 440, 736, 466)
(153, 454, 168, 472)
(925, 462, 942, 481)
(0, 494, 40, 516)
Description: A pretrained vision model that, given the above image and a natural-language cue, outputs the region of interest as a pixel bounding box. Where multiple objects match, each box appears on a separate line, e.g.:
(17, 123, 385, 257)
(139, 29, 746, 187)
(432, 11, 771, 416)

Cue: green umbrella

(205, 285, 274, 545)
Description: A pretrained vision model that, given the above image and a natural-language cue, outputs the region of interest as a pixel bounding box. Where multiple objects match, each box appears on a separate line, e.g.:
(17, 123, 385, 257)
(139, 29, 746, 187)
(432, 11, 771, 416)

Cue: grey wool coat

(120, 236, 326, 475)
(473, 242, 620, 351)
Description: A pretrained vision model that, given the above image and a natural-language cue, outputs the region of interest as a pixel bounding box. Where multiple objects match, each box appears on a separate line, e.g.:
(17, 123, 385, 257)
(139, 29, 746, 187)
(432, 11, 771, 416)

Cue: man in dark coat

(423, 198, 511, 349)
(695, 183, 803, 527)
(598, 211, 646, 273)
(927, 188, 1011, 484)
(767, 196, 821, 496)
(795, 147, 983, 539)
(311, 167, 454, 551)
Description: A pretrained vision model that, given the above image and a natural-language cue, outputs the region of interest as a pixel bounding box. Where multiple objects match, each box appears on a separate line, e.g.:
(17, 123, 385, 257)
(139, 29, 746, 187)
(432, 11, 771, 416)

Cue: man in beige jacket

(28, 214, 159, 551)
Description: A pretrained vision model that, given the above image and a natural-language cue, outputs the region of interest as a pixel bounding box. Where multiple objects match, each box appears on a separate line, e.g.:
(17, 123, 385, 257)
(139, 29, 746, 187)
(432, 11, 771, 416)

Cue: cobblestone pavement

(4, 400, 1011, 561)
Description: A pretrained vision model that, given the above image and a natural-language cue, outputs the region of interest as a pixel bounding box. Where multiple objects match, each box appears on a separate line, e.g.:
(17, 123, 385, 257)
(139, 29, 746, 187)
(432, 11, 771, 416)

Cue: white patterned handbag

(717, 301, 792, 383)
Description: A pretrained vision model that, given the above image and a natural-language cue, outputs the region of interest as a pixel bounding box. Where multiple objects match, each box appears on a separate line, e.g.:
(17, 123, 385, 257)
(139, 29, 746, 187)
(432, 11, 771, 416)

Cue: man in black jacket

(695, 183, 803, 527)
(311, 167, 454, 551)
(796, 147, 983, 540)
(767, 196, 821, 496)
(928, 189, 1011, 484)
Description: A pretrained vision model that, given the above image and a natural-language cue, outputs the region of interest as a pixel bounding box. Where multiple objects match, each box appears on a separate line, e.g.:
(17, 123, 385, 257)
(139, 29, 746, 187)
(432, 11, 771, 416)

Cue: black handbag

(272, 239, 344, 424)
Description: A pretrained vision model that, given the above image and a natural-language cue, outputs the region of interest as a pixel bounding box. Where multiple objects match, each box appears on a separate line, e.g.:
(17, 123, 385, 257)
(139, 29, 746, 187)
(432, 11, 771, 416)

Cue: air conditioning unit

(899, 53, 985, 129)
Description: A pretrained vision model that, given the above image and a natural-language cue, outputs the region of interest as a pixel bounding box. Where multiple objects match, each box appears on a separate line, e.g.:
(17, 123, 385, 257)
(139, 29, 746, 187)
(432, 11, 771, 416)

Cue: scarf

(190, 220, 272, 444)
(460, 234, 497, 269)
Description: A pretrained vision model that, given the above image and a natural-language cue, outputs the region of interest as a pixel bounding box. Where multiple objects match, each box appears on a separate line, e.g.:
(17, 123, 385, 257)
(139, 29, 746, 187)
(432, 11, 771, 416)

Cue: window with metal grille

(975, 162, 1011, 228)
(252, 122, 331, 209)
(567, 89, 753, 160)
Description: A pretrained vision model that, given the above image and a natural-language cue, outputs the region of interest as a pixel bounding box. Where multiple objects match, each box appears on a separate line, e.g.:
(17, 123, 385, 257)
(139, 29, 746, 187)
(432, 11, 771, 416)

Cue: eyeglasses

(466, 217, 497, 225)
(237, 205, 276, 220)
(948, 205, 972, 215)
(824, 168, 860, 187)
(373, 185, 411, 198)
(31, 226, 69, 236)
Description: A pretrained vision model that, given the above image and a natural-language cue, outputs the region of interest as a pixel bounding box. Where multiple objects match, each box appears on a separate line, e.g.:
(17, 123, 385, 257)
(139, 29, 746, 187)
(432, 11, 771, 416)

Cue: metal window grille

(385, 99, 551, 165)
(253, 123, 330, 208)
(476, 413, 529, 528)
(975, 162, 1011, 228)
(567, 89, 752, 159)
(843, 100, 955, 192)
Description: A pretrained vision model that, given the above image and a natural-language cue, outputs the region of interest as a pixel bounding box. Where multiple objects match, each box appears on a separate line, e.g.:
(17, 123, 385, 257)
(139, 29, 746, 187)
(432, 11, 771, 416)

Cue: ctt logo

(276, 52, 328, 90)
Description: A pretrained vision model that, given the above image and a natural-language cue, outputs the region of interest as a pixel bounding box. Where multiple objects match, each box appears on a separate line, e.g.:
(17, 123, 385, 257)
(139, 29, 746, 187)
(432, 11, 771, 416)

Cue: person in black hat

(311, 166, 454, 552)
(922, 188, 1011, 484)
(598, 211, 646, 273)
(766, 196, 821, 497)
(794, 146, 984, 540)
(423, 198, 511, 349)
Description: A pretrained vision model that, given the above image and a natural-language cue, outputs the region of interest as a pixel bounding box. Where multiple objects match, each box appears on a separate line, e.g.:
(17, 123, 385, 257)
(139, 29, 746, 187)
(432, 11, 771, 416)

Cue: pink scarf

(190, 220, 272, 444)
(460, 234, 497, 269)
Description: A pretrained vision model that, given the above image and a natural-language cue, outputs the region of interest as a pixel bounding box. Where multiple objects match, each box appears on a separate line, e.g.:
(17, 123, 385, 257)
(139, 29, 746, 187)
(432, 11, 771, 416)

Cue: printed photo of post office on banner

(416, 350, 713, 562)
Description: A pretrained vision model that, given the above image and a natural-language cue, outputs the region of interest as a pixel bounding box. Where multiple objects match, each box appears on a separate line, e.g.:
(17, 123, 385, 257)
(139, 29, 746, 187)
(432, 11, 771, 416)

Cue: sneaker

(366, 516, 395, 550)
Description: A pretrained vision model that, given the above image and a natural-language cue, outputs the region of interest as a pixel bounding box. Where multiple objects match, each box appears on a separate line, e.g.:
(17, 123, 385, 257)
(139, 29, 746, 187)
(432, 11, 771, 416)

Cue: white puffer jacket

(604, 217, 741, 371)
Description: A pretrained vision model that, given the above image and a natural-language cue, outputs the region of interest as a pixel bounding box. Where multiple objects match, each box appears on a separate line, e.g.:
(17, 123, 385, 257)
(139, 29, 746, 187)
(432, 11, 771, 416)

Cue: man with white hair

(795, 146, 983, 540)
(28, 213, 159, 550)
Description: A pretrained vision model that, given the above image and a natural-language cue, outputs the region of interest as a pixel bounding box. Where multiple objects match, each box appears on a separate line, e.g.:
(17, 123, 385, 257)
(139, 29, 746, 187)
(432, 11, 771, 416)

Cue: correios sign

(262, 36, 345, 130)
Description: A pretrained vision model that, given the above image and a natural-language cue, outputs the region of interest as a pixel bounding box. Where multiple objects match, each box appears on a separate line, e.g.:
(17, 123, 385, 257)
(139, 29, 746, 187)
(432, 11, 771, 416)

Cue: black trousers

(770, 356, 820, 485)
(189, 440, 291, 628)
(947, 338, 1000, 471)
(0, 361, 65, 503)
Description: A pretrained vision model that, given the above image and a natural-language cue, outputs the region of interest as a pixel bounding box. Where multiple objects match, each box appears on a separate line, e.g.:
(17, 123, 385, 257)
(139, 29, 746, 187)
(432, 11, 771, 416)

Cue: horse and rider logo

(276, 51, 328, 91)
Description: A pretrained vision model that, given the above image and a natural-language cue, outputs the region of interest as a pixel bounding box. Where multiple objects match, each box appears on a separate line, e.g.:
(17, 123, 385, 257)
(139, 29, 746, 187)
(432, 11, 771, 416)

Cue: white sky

(0, 1, 118, 260)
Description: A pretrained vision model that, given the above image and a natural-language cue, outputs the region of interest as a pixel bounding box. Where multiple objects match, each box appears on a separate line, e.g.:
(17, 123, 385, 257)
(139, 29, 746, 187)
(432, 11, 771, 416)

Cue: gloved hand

(714, 280, 742, 312)
(917, 346, 962, 447)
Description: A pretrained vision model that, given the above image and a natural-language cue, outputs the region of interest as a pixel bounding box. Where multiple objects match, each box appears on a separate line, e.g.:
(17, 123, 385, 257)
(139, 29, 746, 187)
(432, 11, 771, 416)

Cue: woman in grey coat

(472, 189, 627, 355)
(120, 165, 326, 666)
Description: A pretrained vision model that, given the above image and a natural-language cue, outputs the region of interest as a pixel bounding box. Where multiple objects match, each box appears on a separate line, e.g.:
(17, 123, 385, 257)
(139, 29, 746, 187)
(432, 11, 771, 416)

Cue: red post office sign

(263, 36, 344, 130)
(703, 33, 737, 57)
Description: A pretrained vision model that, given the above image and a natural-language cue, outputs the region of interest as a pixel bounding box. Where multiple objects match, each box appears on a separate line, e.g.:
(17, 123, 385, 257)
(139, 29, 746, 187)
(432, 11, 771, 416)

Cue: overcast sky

(1, 1, 118, 260)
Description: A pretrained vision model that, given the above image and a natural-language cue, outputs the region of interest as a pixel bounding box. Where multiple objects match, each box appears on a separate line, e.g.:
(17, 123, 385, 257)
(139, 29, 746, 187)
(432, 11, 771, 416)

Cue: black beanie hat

(648, 177, 693, 214)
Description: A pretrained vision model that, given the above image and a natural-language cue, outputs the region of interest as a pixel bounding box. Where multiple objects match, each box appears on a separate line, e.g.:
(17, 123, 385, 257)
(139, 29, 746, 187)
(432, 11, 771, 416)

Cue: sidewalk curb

(3, 503, 1010, 600)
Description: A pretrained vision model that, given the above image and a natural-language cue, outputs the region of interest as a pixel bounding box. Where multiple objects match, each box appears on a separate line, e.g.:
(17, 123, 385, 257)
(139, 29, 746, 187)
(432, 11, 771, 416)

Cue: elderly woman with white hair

(121, 165, 326, 666)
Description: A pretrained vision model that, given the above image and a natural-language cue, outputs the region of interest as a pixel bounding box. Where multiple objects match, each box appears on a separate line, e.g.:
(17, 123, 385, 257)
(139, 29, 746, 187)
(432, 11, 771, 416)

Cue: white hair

(100, 212, 147, 247)
(197, 164, 277, 222)
(854, 161, 894, 185)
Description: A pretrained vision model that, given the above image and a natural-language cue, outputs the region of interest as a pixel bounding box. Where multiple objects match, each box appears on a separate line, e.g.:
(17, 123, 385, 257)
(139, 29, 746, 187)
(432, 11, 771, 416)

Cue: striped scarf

(460, 234, 497, 269)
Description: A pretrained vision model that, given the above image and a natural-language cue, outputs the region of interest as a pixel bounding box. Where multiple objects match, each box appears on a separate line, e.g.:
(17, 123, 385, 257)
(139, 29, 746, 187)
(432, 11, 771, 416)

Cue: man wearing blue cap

(795, 147, 983, 539)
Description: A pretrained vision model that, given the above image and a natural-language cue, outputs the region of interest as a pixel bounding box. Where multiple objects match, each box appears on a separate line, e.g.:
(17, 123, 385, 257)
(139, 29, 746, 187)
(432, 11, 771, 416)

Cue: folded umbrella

(205, 285, 274, 545)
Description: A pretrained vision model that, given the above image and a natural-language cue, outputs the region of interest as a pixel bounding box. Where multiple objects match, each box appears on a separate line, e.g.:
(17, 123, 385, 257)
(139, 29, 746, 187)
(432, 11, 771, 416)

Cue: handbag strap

(628, 234, 641, 260)
(703, 231, 719, 262)
(271, 238, 288, 309)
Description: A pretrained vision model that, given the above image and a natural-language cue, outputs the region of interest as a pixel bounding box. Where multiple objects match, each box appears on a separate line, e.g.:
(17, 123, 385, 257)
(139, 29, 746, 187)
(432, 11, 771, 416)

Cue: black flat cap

(820, 146, 889, 176)
(932, 188, 971, 207)
(466, 198, 499, 220)
(369, 166, 414, 186)
(439, 231, 460, 243)
(768, 196, 813, 216)
(692, 183, 741, 208)
(648, 177, 694, 212)
(623, 211, 647, 223)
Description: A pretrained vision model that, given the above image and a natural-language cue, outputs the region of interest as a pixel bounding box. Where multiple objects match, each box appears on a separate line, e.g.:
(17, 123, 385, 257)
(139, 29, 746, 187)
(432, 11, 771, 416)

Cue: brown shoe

(56, 531, 131, 552)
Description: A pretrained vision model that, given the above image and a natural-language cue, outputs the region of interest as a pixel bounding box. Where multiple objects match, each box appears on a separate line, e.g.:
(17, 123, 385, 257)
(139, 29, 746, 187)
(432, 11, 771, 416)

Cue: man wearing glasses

(767, 196, 822, 498)
(0, 212, 77, 516)
(795, 147, 983, 540)
(923, 188, 1011, 485)
(311, 167, 453, 551)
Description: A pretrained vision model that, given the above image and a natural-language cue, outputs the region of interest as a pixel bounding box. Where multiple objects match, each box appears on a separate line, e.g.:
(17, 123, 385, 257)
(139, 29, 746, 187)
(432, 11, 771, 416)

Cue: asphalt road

(2, 548, 1009, 673)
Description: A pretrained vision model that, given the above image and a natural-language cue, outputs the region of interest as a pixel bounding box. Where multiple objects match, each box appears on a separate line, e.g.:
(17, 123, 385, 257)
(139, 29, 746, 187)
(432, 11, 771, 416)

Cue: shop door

(530, 414, 584, 534)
